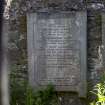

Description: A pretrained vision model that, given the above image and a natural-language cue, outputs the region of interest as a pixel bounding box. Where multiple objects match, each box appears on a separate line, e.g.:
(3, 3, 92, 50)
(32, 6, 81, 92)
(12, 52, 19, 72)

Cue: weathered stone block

(27, 11, 87, 97)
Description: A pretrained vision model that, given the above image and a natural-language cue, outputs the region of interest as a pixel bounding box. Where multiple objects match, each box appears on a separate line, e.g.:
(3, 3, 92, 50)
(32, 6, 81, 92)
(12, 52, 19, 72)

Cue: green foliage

(25, 84, 60, 105)
(10, 80, 27, 105)
(90, 75, 105, 105)
(26, 86, 34, 105)
(10, 83, 59, 105)
(10, 64, 28, 105)
(33, 85, 59, 105)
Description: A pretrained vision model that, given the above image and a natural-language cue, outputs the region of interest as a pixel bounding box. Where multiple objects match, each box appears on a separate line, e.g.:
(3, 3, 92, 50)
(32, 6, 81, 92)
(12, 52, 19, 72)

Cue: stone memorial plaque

(27, 12, 87, 97)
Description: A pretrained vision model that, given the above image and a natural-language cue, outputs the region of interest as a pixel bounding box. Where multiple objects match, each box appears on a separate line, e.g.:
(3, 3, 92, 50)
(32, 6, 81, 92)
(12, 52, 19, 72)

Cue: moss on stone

(19, 16, 27, 33)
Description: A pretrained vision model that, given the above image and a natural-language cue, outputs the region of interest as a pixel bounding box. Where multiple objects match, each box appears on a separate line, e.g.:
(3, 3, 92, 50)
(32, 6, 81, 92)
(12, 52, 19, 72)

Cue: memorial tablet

(27, 12, 87, 97)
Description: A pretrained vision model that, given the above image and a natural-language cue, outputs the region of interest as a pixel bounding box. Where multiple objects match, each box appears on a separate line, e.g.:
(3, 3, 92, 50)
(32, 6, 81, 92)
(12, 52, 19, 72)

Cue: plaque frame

(27, 11, 87, 97)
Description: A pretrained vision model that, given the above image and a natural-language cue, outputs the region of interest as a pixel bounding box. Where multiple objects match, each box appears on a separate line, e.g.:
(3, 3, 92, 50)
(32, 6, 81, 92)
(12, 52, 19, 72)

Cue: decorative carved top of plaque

(27, 12, 87, 97)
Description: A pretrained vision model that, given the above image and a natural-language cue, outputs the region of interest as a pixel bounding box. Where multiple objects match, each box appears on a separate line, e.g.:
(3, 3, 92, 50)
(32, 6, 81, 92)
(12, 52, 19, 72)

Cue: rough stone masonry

(3, 0, 105, 105)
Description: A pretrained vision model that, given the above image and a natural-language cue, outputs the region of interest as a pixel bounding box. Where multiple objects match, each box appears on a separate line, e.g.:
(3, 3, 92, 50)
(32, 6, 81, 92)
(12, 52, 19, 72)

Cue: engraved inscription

(36, 15, 80, 86)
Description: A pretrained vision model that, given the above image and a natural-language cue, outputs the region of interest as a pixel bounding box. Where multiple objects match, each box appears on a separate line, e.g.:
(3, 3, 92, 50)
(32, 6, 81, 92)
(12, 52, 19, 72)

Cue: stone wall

(5, 0, 105, 105)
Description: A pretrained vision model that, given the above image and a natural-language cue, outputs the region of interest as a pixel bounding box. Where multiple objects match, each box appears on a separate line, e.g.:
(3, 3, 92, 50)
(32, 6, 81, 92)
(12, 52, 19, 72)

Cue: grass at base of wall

(90, 74, 105, 105)
(10, 82, 60, 105)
